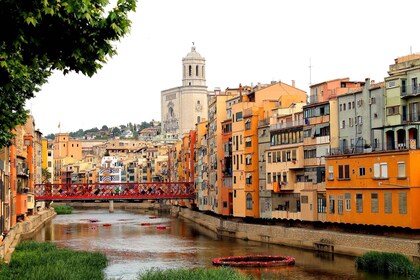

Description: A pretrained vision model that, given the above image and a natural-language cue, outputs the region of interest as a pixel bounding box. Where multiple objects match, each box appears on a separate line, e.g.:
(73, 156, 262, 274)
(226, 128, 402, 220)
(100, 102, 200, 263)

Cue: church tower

(161, 45, 208, 139)
(182, 45, 206, 87)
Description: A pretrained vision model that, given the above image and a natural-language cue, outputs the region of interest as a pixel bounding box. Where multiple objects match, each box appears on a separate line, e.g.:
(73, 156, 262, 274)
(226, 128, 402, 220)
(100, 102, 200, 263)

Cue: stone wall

(0, 209, 56, 262)
(175, 206, 420, 259)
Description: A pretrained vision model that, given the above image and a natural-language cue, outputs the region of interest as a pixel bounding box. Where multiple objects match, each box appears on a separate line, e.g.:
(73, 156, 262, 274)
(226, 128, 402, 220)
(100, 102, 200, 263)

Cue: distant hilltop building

(161, 45, 208, 139)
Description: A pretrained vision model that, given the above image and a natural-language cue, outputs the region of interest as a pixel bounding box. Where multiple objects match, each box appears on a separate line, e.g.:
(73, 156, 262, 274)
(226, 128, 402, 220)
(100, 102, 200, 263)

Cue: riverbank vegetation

(356, 251, 420, 279)
(138, 267, 253, 280)
(53, 204, 73, 214)
(0, 241, 107, 280)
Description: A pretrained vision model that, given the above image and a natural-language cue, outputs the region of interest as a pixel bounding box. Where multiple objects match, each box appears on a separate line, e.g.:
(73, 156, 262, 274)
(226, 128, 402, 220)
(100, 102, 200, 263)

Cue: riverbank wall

(174, 206, 420, 260)
(0, 208, 56, 262)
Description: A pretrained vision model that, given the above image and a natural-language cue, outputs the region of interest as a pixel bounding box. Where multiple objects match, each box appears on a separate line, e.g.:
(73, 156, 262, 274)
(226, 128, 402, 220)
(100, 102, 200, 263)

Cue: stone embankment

(174, 206, 420, 260)
(0, 208, 56, 262)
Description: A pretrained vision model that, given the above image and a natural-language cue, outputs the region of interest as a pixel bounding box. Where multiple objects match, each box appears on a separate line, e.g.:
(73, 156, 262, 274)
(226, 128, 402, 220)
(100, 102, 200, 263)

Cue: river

(30, 208, 385, 280)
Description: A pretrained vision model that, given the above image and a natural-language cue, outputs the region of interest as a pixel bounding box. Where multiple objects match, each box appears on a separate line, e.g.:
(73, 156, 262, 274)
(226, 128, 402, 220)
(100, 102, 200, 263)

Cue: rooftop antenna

(309, 57, 313, 86)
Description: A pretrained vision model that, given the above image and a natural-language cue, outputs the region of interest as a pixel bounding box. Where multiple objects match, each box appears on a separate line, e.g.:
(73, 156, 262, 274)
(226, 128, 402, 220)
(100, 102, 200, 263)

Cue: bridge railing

(35, 182, 195, 200)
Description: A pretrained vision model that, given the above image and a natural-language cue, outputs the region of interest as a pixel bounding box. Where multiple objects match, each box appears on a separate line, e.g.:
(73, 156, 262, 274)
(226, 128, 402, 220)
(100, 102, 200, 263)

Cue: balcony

(401, 83, 420, 98)
(270, 119, 304, 131)
(402, 112, 420, 123)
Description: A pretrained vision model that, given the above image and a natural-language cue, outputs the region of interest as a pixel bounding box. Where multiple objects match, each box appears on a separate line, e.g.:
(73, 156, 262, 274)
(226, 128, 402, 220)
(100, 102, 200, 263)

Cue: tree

(0, 0, 137, 148)
(41, 168, 51, 184)
(101, 125, 109, 131)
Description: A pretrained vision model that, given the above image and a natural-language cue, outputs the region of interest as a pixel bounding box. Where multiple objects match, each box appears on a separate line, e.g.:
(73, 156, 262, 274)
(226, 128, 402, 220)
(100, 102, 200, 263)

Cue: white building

(161, 45, 208, 138)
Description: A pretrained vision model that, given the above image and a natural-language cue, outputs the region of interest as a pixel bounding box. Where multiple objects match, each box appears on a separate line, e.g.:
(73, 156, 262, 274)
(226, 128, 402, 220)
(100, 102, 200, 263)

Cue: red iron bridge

(35, 182, 195, 201)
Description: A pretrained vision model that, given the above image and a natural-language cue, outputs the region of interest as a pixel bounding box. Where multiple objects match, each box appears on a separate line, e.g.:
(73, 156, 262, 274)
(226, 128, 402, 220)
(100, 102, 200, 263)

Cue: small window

(356, 193, 363, 213)
(384, 192, 392, 213)
(399, 192, 407, 214)
(329, 195, 335, 214)
(397, 162, 406, 178)
(371, 193, 378, 213)
(328, 165, 334, 180)
(338, 165, 350, 179)
(359, 167, 366, 176)
(345, 193, 351, 211)
(337, 195, 343, 215)
(246, 193, 253, 210)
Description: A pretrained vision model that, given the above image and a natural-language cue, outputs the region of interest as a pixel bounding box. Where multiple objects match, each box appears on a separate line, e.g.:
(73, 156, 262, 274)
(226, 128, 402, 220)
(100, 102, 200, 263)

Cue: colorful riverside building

(326, 150, 420, 228)
(326, 54, 420, 228)
(231, 81, 307, 218)
(195, 118, 209, 211)
(299, 78, 365, 222)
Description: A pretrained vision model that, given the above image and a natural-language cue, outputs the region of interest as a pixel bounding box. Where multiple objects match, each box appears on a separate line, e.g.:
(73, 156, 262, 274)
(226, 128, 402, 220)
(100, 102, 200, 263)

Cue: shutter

(371, 193, 379, 213)
(399, 192, 407, 214)
(381, 163, 388, 178)
(384, 192, 392, 213)
(373, 163, 380, 178)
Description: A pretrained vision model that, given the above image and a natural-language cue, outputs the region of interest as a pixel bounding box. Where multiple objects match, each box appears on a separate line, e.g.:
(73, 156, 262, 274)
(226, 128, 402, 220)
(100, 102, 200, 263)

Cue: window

(359, 167, 366, 176)
(349, 117, 353, 127)
(328, 166, 334, 180)
(384, 192, 392, 213)
(267, 152, 272, 163)
(343, 103, 346, 110)
(267, 172, 271, 184)
(245, 120, 251, 130)
(373, 163, 388, 178)
(386, 106, 399, 116)
(341, 120, 345, 129)
(246, 193, 253, 210)
(348, 102, 351, 109)
(338, 165, 350, 179)
(301, 196, 308, 204)
(329, 195, 335, 214)
(245, 155, 252, 165)
(340, 104, 342, 111)
(236, 112, 243, 121)
(245, 173, 252, 185)
(188, 65, 192, 76)
(338, 195, 343, 215)
(245, 137, 252, 147)
(196, 65, 199, 76)
(345, 193, 351, 211)
(397, 162, 406, 178)
(317, 193, 326, 213)
(48, 162, 51, 167)
(371, 193, 378, 213)
(399, 192, 407, 214)
(356, 193, 363, 213)
(412, 77, 418, 93)
(401, 79, 406, 94)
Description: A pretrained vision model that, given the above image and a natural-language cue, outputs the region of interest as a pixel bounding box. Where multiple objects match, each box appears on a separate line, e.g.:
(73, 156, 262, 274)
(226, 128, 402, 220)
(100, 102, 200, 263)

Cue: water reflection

(30, 209, 375, 279)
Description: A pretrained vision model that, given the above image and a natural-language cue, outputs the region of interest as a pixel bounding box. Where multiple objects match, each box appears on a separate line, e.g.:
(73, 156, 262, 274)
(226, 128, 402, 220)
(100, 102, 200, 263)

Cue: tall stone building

(161, 45, 208, 138)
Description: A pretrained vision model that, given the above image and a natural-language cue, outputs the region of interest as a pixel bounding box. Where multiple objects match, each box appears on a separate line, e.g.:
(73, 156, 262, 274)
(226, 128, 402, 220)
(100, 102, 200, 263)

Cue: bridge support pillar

(109, 200, 114, 213)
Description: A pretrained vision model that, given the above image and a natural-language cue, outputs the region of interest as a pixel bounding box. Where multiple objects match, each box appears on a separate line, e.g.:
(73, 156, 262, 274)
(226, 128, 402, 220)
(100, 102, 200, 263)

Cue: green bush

(0, 241, 107, 280)
(138, 267, 253, 280)
(53, 204, 73, 215)
(356, 251, 416, 278)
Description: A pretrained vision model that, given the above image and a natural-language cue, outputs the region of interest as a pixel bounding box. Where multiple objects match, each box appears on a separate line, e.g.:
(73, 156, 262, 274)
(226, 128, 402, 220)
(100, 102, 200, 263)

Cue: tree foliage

(0, 0, 137, 148)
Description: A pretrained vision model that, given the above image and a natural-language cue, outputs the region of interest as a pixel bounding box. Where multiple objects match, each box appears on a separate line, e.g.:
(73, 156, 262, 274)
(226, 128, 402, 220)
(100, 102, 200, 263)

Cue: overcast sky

(27, 0, 420, 135)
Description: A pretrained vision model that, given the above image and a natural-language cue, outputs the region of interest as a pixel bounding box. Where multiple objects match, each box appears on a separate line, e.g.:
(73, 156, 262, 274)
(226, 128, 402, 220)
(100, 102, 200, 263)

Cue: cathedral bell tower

(182, 44, 206, 87)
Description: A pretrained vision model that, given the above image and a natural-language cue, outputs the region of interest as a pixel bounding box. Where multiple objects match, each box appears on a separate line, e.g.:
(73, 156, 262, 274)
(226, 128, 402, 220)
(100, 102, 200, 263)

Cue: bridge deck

(35, 182, 195, 201)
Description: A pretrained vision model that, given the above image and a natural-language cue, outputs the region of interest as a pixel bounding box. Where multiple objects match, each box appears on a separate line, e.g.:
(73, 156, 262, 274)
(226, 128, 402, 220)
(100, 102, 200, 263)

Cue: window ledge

(337, 178, 351, 181)
(397, 176, 407, 180)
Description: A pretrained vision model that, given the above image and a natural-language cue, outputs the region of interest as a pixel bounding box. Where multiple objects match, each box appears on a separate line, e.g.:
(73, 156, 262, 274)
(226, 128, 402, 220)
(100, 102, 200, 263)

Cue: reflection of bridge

(35, 182, 195, 201)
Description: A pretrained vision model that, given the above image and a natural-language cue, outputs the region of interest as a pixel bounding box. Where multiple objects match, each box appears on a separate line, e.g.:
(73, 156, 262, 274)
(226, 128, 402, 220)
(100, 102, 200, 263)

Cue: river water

(30, 209, 384, 280)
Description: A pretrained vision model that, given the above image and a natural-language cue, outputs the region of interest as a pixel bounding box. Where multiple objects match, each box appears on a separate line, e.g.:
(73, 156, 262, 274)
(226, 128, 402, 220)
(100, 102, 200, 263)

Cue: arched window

(196, 65, 199, 76)
(189, 65, 192, 76)
(246, 193, 253, 210)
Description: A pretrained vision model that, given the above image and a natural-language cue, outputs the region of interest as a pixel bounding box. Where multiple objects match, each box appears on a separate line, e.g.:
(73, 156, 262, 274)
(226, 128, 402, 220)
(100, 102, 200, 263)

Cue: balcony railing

(270, 119, 304, 131)
(401, 83, 420, 97)
(329, 139, 418, 156)
(402, 112, 420, 123)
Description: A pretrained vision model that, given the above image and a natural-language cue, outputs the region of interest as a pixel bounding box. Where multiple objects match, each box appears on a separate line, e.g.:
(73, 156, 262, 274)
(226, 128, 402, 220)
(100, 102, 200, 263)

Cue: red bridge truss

(35, 182, 195, 201)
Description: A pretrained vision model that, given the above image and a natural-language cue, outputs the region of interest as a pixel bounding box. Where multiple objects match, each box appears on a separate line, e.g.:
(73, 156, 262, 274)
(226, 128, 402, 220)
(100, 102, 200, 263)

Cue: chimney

(292, 80, 295, 87)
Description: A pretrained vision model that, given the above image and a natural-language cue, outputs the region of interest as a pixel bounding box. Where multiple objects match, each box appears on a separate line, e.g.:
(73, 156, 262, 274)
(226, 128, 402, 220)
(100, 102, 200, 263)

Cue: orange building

(326, 149, 420, 228)
(53, 133, 82, 160)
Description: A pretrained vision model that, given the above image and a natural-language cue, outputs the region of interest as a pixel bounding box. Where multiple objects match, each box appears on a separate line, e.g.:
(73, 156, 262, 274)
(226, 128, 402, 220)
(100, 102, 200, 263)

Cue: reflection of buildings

(161, 45, 208, 138)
